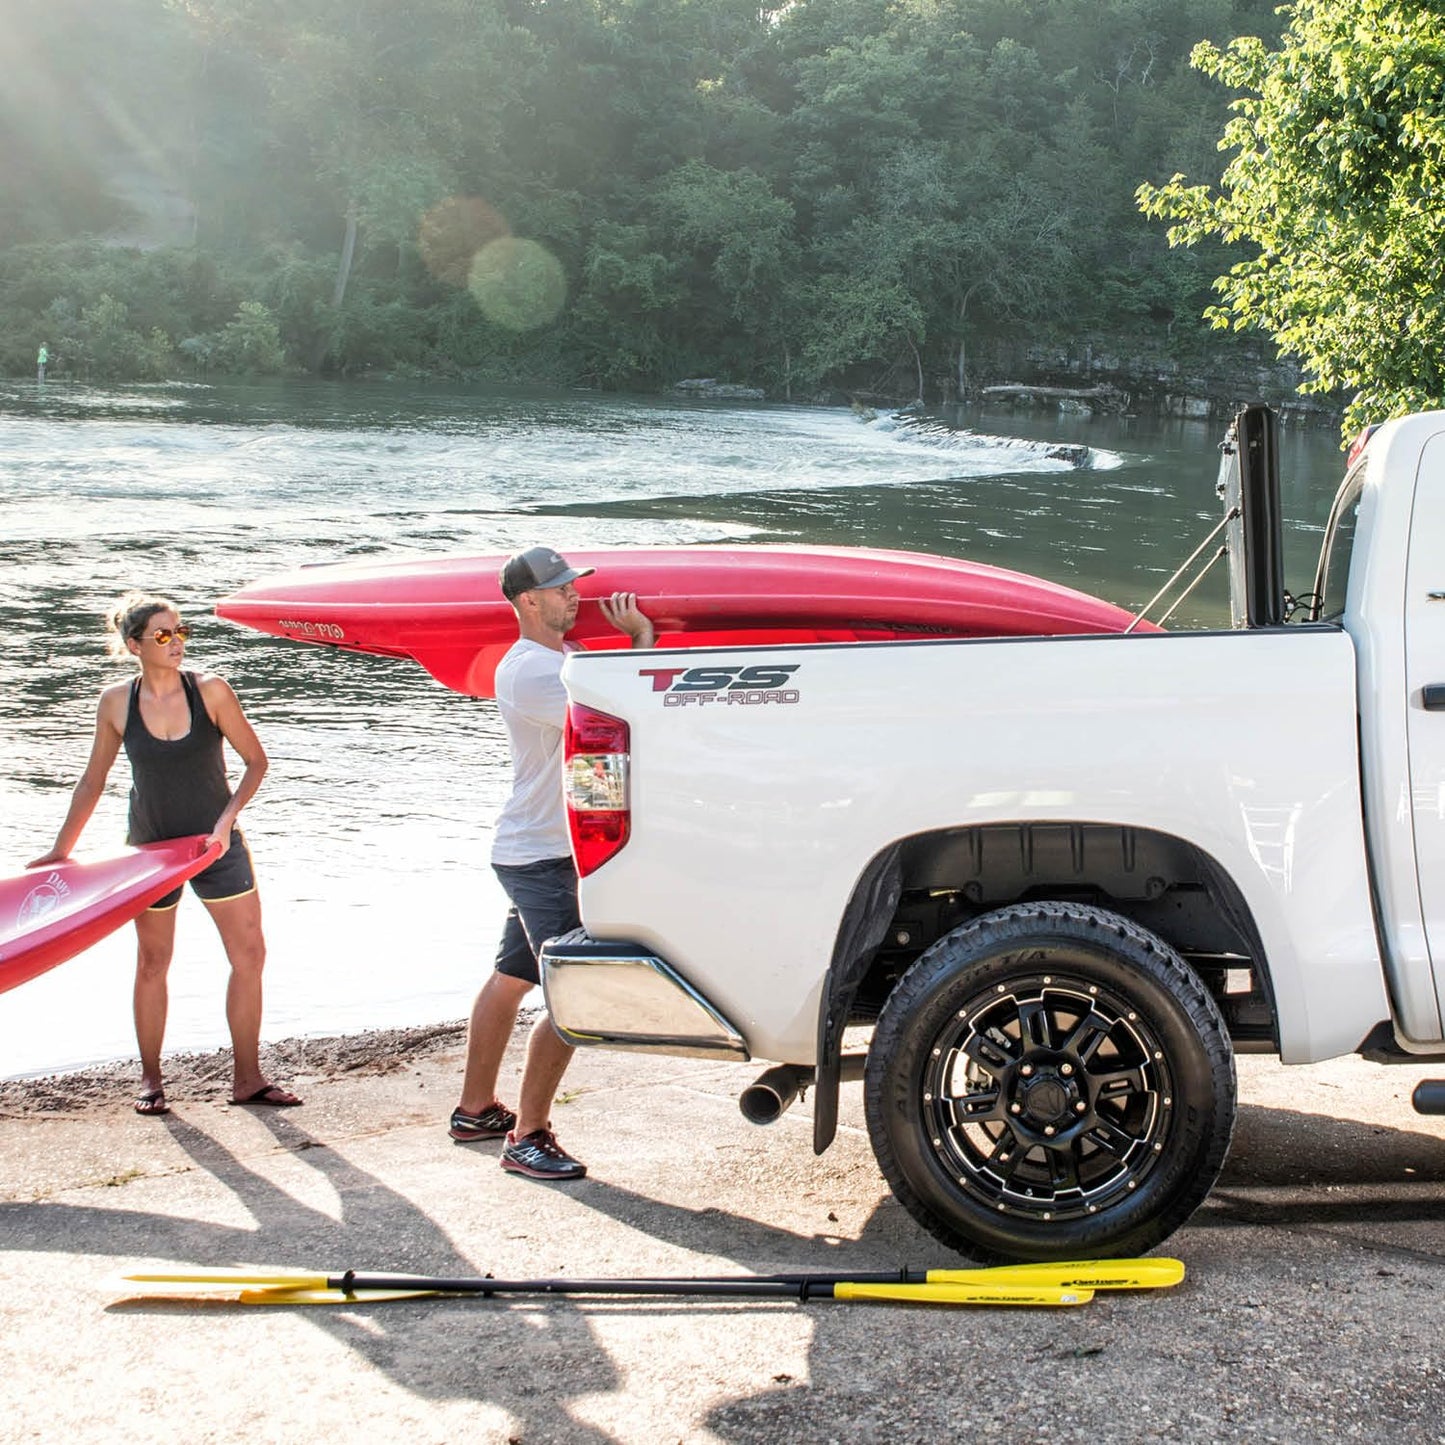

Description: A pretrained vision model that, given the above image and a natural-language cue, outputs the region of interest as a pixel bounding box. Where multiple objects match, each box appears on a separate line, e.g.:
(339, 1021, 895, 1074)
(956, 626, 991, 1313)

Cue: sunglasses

(142, 626, 192, 645)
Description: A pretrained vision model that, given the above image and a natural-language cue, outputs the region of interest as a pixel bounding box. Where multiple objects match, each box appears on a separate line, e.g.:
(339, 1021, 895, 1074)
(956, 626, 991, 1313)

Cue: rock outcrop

(672, 377, 766, 401)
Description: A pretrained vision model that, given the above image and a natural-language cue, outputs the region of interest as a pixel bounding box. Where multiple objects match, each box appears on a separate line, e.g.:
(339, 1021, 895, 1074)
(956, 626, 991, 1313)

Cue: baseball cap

(499, 546, 595, 601)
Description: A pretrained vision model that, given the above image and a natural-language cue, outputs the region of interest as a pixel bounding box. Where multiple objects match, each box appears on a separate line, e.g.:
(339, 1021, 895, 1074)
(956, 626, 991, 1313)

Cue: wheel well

(813, 823, 1276, 1153)
(825, 821, 1275, 1058)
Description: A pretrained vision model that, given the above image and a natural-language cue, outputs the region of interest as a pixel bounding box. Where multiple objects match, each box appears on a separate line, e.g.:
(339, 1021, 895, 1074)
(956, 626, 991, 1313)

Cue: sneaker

(500, 1127, 588, 1181)
(449, 1101, 517, 1141)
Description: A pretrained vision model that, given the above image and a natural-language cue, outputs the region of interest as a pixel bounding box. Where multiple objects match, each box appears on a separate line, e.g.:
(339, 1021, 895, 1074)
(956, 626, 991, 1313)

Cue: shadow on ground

(2, 1095, 1442, 1440)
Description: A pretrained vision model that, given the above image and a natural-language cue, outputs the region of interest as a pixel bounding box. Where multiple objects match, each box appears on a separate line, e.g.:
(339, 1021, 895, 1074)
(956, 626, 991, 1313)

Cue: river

(0, 379, 1350, 1078)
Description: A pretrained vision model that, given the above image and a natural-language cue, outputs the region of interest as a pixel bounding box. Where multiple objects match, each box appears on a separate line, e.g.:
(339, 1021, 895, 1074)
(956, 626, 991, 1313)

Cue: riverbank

(0, 1020, 469, 1118)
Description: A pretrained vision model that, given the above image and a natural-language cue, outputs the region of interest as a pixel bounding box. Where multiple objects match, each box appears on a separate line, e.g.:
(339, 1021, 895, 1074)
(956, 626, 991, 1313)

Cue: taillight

(564, 703, 630, 876)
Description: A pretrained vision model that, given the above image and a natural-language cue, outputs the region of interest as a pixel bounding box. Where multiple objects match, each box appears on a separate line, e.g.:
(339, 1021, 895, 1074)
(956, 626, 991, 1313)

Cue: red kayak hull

(217, 545, 1155, 697)
(0, 838, 221, 994)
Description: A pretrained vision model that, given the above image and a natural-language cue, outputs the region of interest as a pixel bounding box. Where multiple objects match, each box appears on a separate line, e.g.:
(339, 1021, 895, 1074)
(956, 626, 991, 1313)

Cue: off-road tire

(864, 901, 1235, 1262)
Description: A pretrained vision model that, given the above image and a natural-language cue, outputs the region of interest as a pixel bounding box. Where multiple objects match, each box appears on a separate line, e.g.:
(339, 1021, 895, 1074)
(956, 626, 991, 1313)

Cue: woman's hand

(26, 847, 68, 870)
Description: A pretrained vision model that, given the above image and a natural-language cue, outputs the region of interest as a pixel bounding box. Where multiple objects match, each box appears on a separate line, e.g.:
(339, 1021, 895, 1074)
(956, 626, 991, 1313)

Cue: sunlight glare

(417, 196, 510, 286)
(468, 238, 567, 330)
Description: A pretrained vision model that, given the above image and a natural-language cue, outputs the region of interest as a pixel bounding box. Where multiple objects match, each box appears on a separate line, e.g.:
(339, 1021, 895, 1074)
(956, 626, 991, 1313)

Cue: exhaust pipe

(739, 1065, 807, 1125)
(739, 1055, 867, 1125)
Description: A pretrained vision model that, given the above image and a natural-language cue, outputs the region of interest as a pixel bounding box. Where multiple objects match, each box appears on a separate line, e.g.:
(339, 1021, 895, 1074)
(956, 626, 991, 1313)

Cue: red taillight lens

(564, 704, 631, 876)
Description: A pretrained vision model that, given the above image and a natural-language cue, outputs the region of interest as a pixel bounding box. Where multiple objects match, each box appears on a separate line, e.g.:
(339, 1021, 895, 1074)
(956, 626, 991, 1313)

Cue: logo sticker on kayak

(17, 873, 71, 927)
(639, 664, 801, 707)
(278, 619, 346, 640)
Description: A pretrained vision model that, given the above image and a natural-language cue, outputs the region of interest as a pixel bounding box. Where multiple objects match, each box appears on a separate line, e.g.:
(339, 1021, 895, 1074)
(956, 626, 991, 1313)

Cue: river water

(0, 379, 1349, 1078)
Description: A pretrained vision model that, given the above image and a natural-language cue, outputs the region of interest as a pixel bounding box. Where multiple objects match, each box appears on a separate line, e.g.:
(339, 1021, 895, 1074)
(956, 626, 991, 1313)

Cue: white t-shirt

(490, 638, 574, 866)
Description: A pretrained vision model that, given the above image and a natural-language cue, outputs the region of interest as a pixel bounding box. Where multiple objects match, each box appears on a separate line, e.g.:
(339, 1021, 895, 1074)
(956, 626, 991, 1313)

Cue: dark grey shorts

(148, 832, 256, 911)
(492, 856, 581, 985)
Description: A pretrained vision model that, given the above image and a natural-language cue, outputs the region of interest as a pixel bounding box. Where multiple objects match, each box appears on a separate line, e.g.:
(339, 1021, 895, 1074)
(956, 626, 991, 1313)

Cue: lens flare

(469, 238, 567, 330)
(418, 197, 510, 286)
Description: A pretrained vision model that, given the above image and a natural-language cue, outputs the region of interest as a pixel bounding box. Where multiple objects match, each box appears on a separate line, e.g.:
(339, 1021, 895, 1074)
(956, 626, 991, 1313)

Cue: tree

(68, 294, 174, 379)
(1137, 0, 1445, 434)
(212, 300, 286, 372)
(799, 272, 926, 396)
(174, 0, 539, 338)
(0, 0, 1292, 392)
(653, 162, 798, 384)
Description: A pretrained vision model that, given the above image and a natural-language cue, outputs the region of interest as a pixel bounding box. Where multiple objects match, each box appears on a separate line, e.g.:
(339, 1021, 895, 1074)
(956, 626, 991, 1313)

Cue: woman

(30, 592, 301, 1115)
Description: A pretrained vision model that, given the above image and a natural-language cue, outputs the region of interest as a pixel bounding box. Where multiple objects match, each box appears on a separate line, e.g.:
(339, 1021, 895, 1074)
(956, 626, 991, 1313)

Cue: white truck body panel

(1405, 433, 1445, 1025)
(1347, 415, 1445, 1043)
(565, 627, 1389, 1066)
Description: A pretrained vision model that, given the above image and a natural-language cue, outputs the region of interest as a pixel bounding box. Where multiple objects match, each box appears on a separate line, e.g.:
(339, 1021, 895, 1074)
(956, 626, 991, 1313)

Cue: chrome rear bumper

(540, 931, 749, 1060)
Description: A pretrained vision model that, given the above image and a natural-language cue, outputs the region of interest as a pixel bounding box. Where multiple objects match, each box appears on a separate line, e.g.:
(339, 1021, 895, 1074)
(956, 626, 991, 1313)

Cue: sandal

(230, 1084, 303, 1107)
(134, 1088, 169, 1116)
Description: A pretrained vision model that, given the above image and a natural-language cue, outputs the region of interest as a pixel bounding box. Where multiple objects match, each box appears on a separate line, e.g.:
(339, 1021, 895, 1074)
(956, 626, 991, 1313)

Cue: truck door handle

(1425, 686, 1445, 711)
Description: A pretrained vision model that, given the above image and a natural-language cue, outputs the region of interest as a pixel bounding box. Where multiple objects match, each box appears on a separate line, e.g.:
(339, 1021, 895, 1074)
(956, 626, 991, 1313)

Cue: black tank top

(123, 670, 233, 844)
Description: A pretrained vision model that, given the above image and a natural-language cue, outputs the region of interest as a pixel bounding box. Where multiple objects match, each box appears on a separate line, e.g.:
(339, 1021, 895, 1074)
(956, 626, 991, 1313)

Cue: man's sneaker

(500, 1127, 588, 1180)
(448, 1101, 517, 1142)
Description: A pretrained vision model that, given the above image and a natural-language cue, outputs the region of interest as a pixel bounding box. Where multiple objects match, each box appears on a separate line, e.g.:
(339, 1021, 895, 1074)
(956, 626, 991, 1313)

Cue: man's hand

(598, 591, 656, 649)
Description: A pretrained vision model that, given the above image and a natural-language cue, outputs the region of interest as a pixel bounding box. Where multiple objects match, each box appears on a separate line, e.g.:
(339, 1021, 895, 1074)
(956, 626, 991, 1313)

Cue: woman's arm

(28, 688, 126, 866)
(201, 676, 268, 851)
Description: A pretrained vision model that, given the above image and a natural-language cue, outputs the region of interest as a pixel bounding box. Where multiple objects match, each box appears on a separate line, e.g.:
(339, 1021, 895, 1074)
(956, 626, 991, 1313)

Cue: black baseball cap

(499, 546, 595, 601)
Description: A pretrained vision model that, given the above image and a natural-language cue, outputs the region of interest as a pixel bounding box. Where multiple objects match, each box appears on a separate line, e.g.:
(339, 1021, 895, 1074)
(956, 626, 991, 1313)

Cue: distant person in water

(36, 343, 47, 383)
(30, 591, 301, 1115)
(449, 547, 652, 1180)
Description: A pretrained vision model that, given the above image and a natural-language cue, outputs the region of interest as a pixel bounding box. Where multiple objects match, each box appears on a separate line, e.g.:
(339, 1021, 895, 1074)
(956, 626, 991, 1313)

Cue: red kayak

(0, 837, 221, 995)
(216, 545, 1154, 697)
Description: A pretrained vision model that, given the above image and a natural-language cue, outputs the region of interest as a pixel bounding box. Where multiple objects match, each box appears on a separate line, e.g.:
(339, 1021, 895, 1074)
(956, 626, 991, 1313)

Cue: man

(450, 546, 653, 1180)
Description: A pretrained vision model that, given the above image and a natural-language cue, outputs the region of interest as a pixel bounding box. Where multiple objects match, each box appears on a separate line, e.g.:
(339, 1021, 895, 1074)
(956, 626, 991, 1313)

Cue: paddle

(128, 1273, 1092, 1309)
(119, 1257, 1183, 1309)
(230, 1281, 1093, 1308)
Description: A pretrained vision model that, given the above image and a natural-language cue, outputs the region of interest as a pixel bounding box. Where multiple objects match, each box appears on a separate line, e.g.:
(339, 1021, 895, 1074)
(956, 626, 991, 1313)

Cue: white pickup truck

(540, 405, 1445, 1262)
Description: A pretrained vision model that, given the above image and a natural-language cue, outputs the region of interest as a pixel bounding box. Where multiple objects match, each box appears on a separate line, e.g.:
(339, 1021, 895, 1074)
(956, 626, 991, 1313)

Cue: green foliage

(1138, 0, 1445, 433)
(66, 294, 175, 379)
(2, 0, 1290, 393)
(801, 274, 926, 383)
(0, 242, 237, 377)
(211, 301, 286, 374)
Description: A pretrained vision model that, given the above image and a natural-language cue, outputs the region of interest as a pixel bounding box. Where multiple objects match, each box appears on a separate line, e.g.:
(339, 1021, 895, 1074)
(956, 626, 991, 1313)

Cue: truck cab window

(1314, 470, 1365, 623)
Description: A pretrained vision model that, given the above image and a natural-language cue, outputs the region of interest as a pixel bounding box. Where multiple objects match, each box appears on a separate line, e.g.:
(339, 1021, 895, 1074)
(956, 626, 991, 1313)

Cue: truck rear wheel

(864, 901, 1235, 1262)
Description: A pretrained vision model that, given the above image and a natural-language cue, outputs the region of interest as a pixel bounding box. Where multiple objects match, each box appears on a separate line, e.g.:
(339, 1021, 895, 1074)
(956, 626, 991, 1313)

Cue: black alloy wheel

(864, 901, 1236, 1262)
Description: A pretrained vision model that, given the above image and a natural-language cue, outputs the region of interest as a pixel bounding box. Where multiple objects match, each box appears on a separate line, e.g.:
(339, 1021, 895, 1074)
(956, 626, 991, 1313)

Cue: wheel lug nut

(1020, 1064, 1033, 1076)
(1060, 1064, 1073, 1076)
(1075, 1102, 1087, 1113)
(1010, 1103, 1022, 1114)
(1043, 1126, 1056, 1136)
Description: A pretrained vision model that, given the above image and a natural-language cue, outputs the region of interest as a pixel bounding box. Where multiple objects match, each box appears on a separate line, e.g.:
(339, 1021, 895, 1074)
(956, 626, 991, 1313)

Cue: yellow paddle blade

(834, 1282, 1093, 1307)
(121, 1268, 330, 1290)
(239, 1287, 440, 1305)
(928, 1258, 1185, 1292)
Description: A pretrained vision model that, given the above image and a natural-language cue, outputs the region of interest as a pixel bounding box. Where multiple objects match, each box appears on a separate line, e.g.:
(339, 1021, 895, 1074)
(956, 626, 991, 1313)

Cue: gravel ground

(2, 1031, 1444, 1443)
